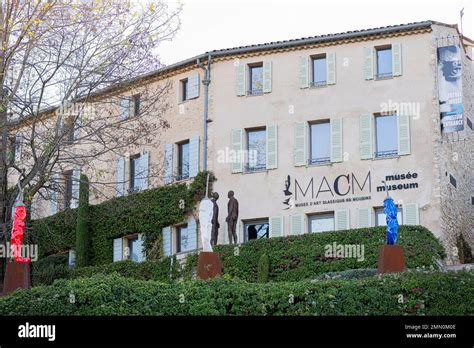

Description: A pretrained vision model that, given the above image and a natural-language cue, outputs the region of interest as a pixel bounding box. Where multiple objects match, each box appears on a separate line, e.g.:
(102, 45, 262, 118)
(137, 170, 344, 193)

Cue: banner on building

(437, 45, 464, 133)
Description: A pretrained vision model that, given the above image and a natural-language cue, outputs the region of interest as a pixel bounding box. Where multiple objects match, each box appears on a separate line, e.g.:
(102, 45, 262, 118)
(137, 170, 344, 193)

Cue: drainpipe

(197, 54, 211, 173)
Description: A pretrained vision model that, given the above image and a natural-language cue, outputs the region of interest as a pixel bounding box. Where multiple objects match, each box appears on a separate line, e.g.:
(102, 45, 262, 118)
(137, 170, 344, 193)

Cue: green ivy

(30, 171, 215, 265)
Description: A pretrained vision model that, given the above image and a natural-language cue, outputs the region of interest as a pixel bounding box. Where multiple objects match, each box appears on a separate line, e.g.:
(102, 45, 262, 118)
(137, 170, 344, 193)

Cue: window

(246, 128, 266, 172)
(248, 64, 263, 95)
(132, 94, 140, 116)
(181, 78, 188, 102)
(375, 114, 398, 158)
(176, 224, 193, 253)
(312, 55, 327, 86)
(126, 235, 139, 262)
(376, 46, 392, 79)
(129, 154, 141, 192)
(309, 121, 330, 165)
(64, 171, 73, 209)
(375, 207, 403, 226)
(244, 220, 269, 241)
(177, 141, 190, 180)
(308, 213, 335, 233)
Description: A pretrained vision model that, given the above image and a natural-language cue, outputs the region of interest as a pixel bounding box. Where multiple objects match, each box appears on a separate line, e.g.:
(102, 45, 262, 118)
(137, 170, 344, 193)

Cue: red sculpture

(10, 204, 30, 262)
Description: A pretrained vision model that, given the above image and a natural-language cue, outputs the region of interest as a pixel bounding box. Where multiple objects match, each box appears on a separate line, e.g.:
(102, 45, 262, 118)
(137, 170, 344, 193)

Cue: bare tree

(0, 0, 181, 247)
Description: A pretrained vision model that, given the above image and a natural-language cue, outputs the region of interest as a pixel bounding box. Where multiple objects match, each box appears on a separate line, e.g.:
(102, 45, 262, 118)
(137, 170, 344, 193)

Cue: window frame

(374, 207, 403, 226)
(132, 94, 140, 116)
(311, 54, 327, 87)
(129, 154, 141, 193)
(63, 170, 73, 209)
(245, 127, 267, 173)
(374, 113, 398, 159)
(181, 78, 189, 102)
(308, 212, 335, 233)
(176, 223, 190, 254)
(375, 45, 393, 80)
(308, 120, 331, 165)
(248, 63, 264, 96)
(177, 140, 190, 181)
(243, 219, 269, 242)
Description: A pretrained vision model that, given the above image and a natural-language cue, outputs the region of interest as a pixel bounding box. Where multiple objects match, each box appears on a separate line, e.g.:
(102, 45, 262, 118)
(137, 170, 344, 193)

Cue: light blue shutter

(164, 144, 173, 184)
(113, 238, 123, 262)
(330, 117, 343, 163)
(335, 209, 350, 230)
(326, 52, 336, 85)
(359, 114, 373, 160)
(397, 114, 411, 156)
(392, 43, 402, 77)
(137, 151, 149, 190)
(357, 207, 372, 228)
(263, 61, 272, 93)
(187, 73, 200, 99)
(236, 64, 246, 96)
(136, 233, 146, 262)
(294, 122, 307, 166)
(71, 169, 81, 208)
(364, 47, 374, 80)
(73, 115, 81, 141)
(189, 136, 200, 178)
(269, 216, 283, 237)
(187, 218, 198, 250)
(119, 97, 130, 120)
(162, 226, 172, 256)
(116, 157, 125, 196)
(403, 203, 419, 225)
(231, 129, 243, 173)
(299, 56, 310, 88)
(68, 249, 76, 268)
(266, 125, 278, 170)
(50, 174, 59, 215)
(289, 214, 304, 235)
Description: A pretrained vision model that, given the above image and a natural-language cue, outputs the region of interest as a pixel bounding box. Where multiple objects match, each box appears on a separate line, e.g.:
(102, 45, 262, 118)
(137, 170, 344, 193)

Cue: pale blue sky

(158, 0, 473, 65)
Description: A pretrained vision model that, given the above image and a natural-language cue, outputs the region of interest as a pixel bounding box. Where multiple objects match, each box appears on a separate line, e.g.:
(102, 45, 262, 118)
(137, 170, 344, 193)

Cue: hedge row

(28, 172, 215, 265)
(1, 271, 472, 315)
(185, 225, 445, 282)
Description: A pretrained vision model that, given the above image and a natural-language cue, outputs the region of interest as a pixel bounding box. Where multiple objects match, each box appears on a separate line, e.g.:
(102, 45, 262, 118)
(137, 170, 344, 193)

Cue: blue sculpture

(382, 181, 399, 245)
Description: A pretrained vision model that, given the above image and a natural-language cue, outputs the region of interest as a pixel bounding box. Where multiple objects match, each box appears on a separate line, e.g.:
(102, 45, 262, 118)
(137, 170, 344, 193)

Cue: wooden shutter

(298, 56, 310, 88)
(187, 218, 198, 250)
(236, 64, 246, 96)
(189, 136, 200, 178)
(162, 227, 172, 256)
(330, 117, 343, 163)
(70, 169, 81, 208)
(335, 209, 350, 230)
(113, 238, 123, 262)
(359, 114, 373, 160)
(403, 203, 419, 225)
(326, 52, 336, 85)
(263, 61, 272, 93)
(364, 47, 374, 80)
(269, 216, 283, 237)
(289, 214, 304, 235)
(231, 129, 243, 173)
(266, 125, 278, 169)
(116, 157, 125, 196)
(294, 122, 307, 166)
(164, 143, 173, 184)
(187, 73, 200, 99)
(136, 233, 146, 262)
(392, 43, 402, 77)
(397, 114, 411, 156)
(357, 207, 372, 228)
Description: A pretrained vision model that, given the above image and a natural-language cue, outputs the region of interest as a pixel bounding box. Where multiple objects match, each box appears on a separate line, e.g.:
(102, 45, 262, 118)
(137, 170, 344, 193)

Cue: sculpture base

(197, 252, 222, 280)
(377, 245, 405, 274)
(2, 261, 31, 296)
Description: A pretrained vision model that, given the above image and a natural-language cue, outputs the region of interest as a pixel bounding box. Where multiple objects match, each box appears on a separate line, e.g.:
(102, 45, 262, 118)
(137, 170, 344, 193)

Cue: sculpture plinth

(2, 261, 31, 296)
(197, 252, 222, 280)
(377, 245, 404, 274)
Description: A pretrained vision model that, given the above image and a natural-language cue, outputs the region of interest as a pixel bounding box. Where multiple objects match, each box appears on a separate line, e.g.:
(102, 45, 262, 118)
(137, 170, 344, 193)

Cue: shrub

(1, 271, 472, 315)
(312, 268, 377, 281)
(31, 255, 69, 286)
(257, 254, 269, 283)
(188, 226, 445, 282)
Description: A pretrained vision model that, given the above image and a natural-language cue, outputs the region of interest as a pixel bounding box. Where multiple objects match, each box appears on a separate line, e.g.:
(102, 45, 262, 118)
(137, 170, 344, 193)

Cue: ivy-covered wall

(29, 171, 215, 265)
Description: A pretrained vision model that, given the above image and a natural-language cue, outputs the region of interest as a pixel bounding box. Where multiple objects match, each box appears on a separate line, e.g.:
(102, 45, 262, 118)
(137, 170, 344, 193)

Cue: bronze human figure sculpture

(226, 190, 239, 244)
(211, 192, 219, 246)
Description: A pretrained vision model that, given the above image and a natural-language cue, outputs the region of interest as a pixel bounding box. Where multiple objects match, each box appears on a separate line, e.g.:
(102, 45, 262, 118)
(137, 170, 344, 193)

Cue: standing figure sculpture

(211, 192, 220, 246)
(226, 190, 239, 244)
(199, 174, 213, 252)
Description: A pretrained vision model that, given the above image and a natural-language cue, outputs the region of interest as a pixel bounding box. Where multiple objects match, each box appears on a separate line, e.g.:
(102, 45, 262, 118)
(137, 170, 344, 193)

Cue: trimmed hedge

(1, 271, 472, 315)
(185, 225, 445, 282)
(30, 171, 215, 264)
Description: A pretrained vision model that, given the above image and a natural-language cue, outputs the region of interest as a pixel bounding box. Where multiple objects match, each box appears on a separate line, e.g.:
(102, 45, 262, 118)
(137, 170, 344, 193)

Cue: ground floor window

(244, 219, 269, 241)
(126, 235, 140, 262)
(375, 207, 403, 226)
(176, 224, 192, 253)
(308, 213, 334, 233)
